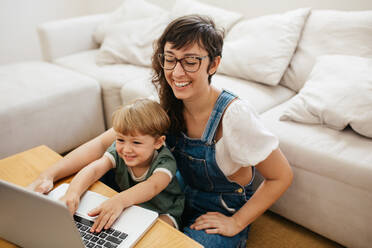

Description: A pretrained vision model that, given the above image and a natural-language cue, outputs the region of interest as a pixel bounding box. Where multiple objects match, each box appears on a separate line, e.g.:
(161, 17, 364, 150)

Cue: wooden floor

(247, 211, 345, 248)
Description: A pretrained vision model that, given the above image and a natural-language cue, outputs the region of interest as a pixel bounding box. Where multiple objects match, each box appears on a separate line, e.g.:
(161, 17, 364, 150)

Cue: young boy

(60, 99, 184, 232)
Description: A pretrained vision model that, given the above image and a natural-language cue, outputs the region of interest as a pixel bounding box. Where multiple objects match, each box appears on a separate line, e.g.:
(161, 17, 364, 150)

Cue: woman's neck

(183, 86, 221, 121)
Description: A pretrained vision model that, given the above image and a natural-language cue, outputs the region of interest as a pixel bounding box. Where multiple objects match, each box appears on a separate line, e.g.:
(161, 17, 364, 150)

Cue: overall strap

(201, 90, 237, 145)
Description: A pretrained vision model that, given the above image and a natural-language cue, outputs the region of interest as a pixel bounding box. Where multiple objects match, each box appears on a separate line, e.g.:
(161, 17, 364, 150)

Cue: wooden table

(0, 145, 202, 248)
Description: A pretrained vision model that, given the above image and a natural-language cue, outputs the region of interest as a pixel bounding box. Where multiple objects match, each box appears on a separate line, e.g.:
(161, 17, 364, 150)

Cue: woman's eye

(164, 55, 175, 62)
(184, 58, 198, 65)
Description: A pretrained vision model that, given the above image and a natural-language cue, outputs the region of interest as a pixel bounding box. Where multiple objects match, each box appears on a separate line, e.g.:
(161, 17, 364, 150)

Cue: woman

(30, 15, 293, 248)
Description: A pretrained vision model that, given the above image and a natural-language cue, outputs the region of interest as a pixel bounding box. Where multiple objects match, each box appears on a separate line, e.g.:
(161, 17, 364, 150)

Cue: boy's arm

(89, 171, 171, 232)
(61, 155, 113, 214)
(28, 128, 116, 193)
(118, 171, 172, 206)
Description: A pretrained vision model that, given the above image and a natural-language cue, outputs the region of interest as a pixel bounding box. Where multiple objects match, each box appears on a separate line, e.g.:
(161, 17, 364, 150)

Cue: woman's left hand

(190, 212, 244, 237)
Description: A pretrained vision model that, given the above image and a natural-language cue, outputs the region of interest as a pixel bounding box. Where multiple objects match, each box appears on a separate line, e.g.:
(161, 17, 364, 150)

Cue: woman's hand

(27, 176, 54, 194)
(59, 191, 81, 215)
(88, 195, 127, 233)
(190, 212, 244, 237)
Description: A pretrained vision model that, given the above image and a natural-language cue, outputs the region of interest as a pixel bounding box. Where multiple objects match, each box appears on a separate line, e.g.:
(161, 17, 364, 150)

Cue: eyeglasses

(158, 54, 208, 72)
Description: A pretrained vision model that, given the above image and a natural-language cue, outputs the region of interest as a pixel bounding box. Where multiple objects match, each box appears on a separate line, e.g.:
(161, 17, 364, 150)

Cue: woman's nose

(172, 61, 186, 76)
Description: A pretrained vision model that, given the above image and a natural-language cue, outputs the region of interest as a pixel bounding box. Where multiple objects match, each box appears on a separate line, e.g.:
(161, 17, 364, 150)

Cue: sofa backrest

(93, 0, 372, 92)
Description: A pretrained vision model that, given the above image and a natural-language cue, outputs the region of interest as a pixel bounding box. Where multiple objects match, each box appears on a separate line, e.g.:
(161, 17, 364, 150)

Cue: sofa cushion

(281, 10, 372, 92)
(170, 0, 243, 31)
(260, 100, 372, 193)
(218, 8, 310, 86)
(94, 0, 170, 67)
(96, 15, 169, 67)
(212, 74, 295, 114)
(0, 61, 105, 158)
(280, 55, 372, 138)
(93, 0, 167, 45)
(54, 50, 157, 127)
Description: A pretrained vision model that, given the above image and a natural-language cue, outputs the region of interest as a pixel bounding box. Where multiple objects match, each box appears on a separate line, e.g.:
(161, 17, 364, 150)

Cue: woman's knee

(184, 227, 246, 248)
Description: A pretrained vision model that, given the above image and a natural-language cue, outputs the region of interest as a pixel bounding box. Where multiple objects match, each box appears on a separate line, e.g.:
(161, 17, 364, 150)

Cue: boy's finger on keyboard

(99, 213, 112, 232)
(105, 214, 118, 230)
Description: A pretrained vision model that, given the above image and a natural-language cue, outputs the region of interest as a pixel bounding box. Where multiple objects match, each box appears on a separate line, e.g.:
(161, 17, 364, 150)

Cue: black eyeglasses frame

(158, 54, 208, 72)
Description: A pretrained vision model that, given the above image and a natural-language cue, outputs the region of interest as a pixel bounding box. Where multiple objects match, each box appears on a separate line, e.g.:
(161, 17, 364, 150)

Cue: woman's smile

(174, 80, 191, 88)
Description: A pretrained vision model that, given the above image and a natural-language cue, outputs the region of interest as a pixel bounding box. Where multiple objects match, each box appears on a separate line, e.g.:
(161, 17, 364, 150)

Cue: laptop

(0, 180, 158, 248)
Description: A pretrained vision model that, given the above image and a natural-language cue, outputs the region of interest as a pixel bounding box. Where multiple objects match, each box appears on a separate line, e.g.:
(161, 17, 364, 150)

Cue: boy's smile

(115, 132, 164, 172)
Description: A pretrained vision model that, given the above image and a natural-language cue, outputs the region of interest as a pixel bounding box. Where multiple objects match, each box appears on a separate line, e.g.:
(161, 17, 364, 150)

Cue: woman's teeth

(174, 81, 191, 87)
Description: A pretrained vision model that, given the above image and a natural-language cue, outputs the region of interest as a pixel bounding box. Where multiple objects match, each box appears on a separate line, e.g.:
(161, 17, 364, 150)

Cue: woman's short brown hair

(112, 99, 170, 137)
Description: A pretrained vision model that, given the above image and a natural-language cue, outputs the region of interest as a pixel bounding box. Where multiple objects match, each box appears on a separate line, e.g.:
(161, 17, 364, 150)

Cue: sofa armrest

(37, 14, 107, 61)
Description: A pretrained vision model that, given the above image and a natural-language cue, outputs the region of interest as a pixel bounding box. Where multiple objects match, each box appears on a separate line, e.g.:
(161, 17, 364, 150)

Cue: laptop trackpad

(48, 183, 110, 219)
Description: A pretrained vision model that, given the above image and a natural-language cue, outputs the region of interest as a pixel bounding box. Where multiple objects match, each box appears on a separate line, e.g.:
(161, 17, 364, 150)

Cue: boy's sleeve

(153, 155, 177, 180)
(103, 142, 118, 168)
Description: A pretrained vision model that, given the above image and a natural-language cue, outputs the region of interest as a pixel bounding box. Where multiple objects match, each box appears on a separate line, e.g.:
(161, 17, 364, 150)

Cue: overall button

(236, 188, 243, 193)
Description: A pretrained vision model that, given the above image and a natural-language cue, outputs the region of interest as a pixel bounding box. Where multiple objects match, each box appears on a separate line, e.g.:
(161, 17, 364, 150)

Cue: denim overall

(167, 90, 256, 248)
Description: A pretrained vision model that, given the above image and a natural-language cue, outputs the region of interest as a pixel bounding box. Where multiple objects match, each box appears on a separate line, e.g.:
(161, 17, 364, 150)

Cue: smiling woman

(150, 15, 293, 248)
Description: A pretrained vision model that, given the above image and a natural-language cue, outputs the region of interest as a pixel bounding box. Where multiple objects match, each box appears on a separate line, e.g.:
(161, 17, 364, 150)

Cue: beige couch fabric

(0, 61, 105, 159)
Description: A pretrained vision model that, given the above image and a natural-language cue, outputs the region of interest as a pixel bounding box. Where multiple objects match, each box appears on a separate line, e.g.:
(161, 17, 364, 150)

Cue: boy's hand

(59, 192, 80, 215)
(88, 195, 127, 233)
(27, 176, 53, 194)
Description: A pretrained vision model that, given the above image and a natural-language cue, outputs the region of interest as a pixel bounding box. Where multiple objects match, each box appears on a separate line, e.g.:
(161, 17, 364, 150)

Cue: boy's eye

(133, 141, 142, 144)
(117, 138, 124, 142)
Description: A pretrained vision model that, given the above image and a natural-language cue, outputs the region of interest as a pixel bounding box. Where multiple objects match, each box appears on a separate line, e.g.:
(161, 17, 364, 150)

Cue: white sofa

(37, 1, 372, 247)
(0, 61, 105, 159)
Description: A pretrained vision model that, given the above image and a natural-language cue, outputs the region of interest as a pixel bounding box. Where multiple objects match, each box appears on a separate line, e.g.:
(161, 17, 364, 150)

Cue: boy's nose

(122, 144, 132, 153)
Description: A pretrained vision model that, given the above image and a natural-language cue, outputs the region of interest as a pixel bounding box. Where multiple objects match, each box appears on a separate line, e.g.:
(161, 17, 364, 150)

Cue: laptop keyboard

(74, 215, 128, 248)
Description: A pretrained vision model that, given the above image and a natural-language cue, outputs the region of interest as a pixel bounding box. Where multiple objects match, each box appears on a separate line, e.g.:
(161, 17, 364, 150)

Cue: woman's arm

(190, 148, 293, 236)
(89, 171, 172, 232)
(28, 128, 116, 193)
(232, 148, 293, 230)
(60, 155, 114, 214)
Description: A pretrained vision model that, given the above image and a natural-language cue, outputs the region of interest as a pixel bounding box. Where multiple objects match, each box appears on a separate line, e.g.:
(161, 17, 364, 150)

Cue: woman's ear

(208, 56, 221, 75)
(154, 135, 166, 149)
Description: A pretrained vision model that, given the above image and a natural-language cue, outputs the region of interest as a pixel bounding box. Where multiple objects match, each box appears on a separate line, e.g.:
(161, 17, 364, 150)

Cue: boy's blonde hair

(112, 99, 170, 137)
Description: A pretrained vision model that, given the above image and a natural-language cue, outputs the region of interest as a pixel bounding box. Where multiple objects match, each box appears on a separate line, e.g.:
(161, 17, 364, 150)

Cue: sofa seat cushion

(0, 61, 105, 158)
(260, 100, 372, 192)
(54, 50, 157, 127)
(212, 74, 295, 114)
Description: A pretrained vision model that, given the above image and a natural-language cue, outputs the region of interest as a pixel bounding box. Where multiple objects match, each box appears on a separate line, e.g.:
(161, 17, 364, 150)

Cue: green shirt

(105, 142, 184, 226)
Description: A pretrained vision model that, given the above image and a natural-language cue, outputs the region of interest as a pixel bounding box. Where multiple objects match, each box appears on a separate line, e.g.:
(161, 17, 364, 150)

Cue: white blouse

(215, 99, 279, 176)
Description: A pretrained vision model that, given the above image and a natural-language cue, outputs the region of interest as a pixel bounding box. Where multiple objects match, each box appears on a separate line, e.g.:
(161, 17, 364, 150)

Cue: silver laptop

(0, 180, 158, 248)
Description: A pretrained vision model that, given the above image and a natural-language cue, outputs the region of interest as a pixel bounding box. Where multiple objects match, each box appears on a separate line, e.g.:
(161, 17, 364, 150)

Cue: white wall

(0, 0, 115, 65)
(1, 0, 371, 65)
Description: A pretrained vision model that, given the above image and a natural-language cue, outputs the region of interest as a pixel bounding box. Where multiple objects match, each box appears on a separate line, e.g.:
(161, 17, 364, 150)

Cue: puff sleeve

(222, 99, 279, 166)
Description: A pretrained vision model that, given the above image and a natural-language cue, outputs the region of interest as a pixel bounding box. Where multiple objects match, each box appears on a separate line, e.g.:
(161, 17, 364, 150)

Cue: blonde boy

(61, 99, 184, 232)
